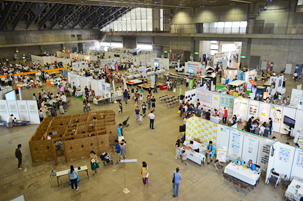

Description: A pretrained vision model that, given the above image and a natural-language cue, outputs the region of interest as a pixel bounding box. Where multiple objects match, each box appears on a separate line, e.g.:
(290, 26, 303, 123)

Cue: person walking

(151, 96, 156, 111)
(172, 167, 182, 197)
(114, 140, 121, 164)
(68, 165, 79, 190)
(180, 75, 184, 85)
(148, 110, 155, 129)
(15, 144, 22, 169)
(142, 102, 147, 117)
(90, 151, 99, 176)
(123, 89, 128, 104)
(141, 161, 149, 186)
(223, 107, 228, 124)
(147, 96, 151, 110)
(135, 106, 140, 122)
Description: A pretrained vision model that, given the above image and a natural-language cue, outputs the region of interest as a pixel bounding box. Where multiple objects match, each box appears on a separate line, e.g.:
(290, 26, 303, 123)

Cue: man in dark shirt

(269, 117, 273, 135)
(205, 110, 211, 120)
(15, 144, 22, 169)
(123, 89, 128, 104)
(246, 116, 254, 132)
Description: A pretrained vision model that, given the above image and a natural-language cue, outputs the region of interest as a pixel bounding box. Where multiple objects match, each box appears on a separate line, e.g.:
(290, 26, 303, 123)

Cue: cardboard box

(30, 141, 45, 152)
(32, 153, 46, 162)
(97, 134, 109, 146)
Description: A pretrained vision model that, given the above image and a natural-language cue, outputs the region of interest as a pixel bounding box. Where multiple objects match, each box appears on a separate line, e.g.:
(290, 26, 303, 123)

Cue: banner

(151, 76, 155, 88)
(197, 88, 211, 104)
(105, 64, 109, 73)
(123, 78, 127, 90)
(197, 67, 202, 78)
(237, 70, 242, 80)
(217, 149, 227, 163)
(112, 80, 115, 93)
(115, 63, 119, 72)
(188, 80, 193, 90)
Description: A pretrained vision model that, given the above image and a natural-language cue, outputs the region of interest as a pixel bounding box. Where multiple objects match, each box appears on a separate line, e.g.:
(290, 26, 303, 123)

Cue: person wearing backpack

(172, 167, 182, 197)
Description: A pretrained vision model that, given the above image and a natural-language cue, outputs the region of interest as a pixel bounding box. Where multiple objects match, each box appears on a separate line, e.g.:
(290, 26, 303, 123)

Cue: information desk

(126, 79, 143, 86)
(181, 147, 205, 166)
(183, 140, 207, 155)
(224, 162, 260, 186)
(138, 83, 164, 90)
(55, 165, 89, 186)
(210, 116, 221, 124)
(285, 177, 303, 201)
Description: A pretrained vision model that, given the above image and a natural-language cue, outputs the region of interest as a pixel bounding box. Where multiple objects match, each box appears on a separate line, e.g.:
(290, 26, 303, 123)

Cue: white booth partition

(17, 101, 30, 121)
(98, 81, 103, 97)
(280, 107, 296, 134)
(234, 97, 249, 121)
(247, 100, 260, 120)
(91, 80, 100, 96)
(26, 100, 40, 124)
(269, 104, 284, 132)
(0, 100, 9, 122)
(211, 93, 221, 110)
(80, 77, 87, 92)
(239, 130, 260, 164)
(228, 129, 243, 161)
(7, 101, 20, 120)
(294, 109, 303, 137)
(290, 148, 303, 179)
(196, 88, 211, 107)
(290, 89, 303, 107)
(217, 124, 231, 152)
(258, 102, 271, 123)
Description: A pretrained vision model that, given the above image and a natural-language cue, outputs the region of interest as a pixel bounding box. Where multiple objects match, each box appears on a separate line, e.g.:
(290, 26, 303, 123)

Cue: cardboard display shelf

(29, 110, 116, 165)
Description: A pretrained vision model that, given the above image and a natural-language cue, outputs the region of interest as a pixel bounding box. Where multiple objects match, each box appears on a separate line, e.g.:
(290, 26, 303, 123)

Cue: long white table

(183, 140, 207, 155)
(210, 116, 221, 124)
(55, 165, 89, 186)
(224, 162, 260, 186)
(285, 178, 303, 201)
(181, 147, 205, 166)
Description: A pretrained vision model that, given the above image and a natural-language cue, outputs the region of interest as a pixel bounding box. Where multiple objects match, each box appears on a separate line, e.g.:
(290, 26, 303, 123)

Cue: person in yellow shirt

(141, 161, 149, 186)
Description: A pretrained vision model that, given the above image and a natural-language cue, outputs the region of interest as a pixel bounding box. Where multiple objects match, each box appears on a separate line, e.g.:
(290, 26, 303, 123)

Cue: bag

(172, 173, 176, 183)
(173, 88, 176, 92)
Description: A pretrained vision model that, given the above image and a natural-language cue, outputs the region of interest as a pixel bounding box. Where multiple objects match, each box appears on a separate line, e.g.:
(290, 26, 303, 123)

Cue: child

(140, 87, 143, 95)
(134, 101, 138, 107)
(119, 102, 123, 114)
(139, 114, 143, 125)
(142, 102, 147, 117)
(260, 124, 265, 136)
(87, 102, 91, 111)
(182, 150, 187, 165)
(140, 94, 143, 104)
(121, 139, 126, 159)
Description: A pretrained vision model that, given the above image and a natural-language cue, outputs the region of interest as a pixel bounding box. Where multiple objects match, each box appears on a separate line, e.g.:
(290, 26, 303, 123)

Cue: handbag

(172, 173, 175, 183)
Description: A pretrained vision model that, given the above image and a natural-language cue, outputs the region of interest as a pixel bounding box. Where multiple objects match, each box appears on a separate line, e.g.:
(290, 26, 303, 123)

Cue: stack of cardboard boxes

(28, 110, 116, 165)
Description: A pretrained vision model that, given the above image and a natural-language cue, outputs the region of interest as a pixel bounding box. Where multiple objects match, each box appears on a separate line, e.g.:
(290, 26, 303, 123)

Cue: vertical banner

(177, 61, 180, 72)
(151, 76, 155, 88)
(123, 78, 127, 90)
(115, 63, 119, 72)
(142, 67, 147, 77)
(298, 64, 302, 75)
(188, 80, 194, 90)
(105, 64, 109, 73)
(237, 70, 242, 80)
(242, 72, 246, 81)
(112, 80, 115, 93)
(268, 62, 271, 71)
(62, 69, 66, 77)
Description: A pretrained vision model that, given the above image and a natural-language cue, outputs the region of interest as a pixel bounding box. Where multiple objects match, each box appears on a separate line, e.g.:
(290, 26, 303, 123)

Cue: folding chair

(222, 173, 231, 185)
(266, 169, 280, 188)
(230, 178, 240, 192)
(214, 159, 223, 174)
(240, 182, 251, 196)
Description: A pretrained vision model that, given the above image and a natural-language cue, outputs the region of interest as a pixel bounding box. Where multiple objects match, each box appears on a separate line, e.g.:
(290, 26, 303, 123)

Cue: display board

(247, 100, 260, 119)
(290, 148, 303, 179)
(235, 98, 249, 121)
(257, 139, 275, 169)
(91, 80, 99, 96)
(273, 142, 295, 179)
(80, 77, 87, 92)
(269, 104, 284, 132)
(185, 89, 197, 105)
(220, 94, 235, 110)
(0, 100, 9, 122)
(280, 107, 296, 134)
(186, 117, 218, 146)
(240, 130, 260, 164)
(196, 88, 211, 107)
(228, 129, 244, 161)
(216, 124, 231, 152)
(26, 100, 40, 124)
(17, 101, 30, 121)
(294, 109, 303, 137)
(211, 93, 221, 110)
(7, 101, 20, 120)
(258, 102, 271, 123)
(290, 89, 303, 107)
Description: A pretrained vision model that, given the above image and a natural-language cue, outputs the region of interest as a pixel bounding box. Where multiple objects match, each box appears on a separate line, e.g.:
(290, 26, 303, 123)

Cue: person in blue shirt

(114, 140, 121, 164)
(172, 167, 182, 197)
(247, 159, 257, 171)
(234, 157, 245, 166)
(117, 124, 123, 137)
(206, 141, 215, 164)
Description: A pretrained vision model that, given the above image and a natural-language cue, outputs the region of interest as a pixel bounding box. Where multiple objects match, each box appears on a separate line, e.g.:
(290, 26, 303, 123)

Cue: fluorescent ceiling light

(230, 0, 253, 3)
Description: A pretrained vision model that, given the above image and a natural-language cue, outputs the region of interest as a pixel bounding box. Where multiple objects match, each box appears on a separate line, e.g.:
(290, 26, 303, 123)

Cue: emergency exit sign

(240, 56, 246, 58)
(194, 52, 199, 55)
(164, 51, 168, 53)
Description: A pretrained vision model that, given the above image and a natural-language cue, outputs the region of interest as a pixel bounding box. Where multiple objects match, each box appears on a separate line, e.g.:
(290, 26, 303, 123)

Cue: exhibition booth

(184, 62, 204, 76)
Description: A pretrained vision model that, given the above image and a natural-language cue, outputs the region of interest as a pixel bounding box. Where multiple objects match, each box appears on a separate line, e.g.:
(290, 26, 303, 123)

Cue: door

(249, 56, 261, 70)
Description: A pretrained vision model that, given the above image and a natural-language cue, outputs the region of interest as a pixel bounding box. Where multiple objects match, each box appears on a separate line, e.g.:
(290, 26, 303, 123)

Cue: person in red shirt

(214, 109, 220, 117)
(223, 107, 228, 124)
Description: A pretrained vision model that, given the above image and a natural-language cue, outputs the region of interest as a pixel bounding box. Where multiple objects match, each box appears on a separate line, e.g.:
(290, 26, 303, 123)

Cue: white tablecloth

(285, 178, 303, 201)
(181, 147, 205, 165)
(210, 116, 221, 123)
(75, 91, 83, 97)
(224, 163, 260, 185)
(183, 140, 207, 155)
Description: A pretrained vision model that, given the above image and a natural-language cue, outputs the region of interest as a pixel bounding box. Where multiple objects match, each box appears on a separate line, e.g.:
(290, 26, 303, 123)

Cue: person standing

(72, 82, 76, 96)
(33, 93, 37, 100)
(68, 165, 79, 190)
(131, 86, 135, 99)
(172, 167, 182, 197)
(141, 161, 149, 186)
(151, 96, 156, 111)
(141, 102, 147, 117)
(7, 114, 13, 128)
(147, 96, 151, 110)
(180, 75, 184, 85)
(269, 117, 273, 136)
(175, 139, 181, 159)
(185, 76, 189, 88)
(148, 111, 155, 129)
(90, 151, 99, 176)
(223, 107, 228, 124)
(114, 140, 121, 164)
(39, 109, 44, 122)
(123, 89, 128, 104)
(135, 106, 140, 122)
(15, 144, 22, 169)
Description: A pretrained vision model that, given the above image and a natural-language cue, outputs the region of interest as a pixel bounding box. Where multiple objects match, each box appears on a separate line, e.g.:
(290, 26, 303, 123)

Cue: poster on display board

(235, 98, 249, 121)
(196, 88, 211, 105)
(247, 100, 259, 119)
(269, 105, 283, 132)
(220, 94, 235, 109)
(26, 100, 40, 124)
(290, 89, 302, 106)
(230, 131, 243, 158)
(211, 93, 221, 109)
(7, 101, 20, 120)
(0, 100, 9, 121)
(185, 117, 218, 146)
(17, 101, 30, 121)
(258, 102, 271, 122)
(217, 149, 227, 163)
(296, 149, 303, 168)
(278, 147, 291, 163)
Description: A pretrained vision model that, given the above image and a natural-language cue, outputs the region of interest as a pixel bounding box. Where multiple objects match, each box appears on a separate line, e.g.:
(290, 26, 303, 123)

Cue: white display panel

(280, 107, 296, 134)
(236, 98, 249, 121)
(294, 109, 303, 137)
(257, 139, 275, 169)
(290, 148, 303, 179)
(290, 89, 302, 107)
(17, 101, 30, 121)
(5, 90, 16, 100)
(247, 100, 260, 120)
(0, 100, 9, 121)
(216, 124, 231, 153)
(91, 80, 99, 96)
(80, 77, 87, 92)
(98, 81, 103, 96)
(269, 104, 284, 132)
(7, 100, 20, 120)
(26, 100, 40, 124)
(196, 88, 211, 107)
(258, 102, 271, 123)
(240, 131, 260, 164)
(211, 93, 221, 111)
(273, 142, 295, 179)
(228, 129, 244, 161)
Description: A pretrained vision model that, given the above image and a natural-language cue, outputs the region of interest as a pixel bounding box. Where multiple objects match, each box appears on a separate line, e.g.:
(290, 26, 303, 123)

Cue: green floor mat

(76, 96, 83, 101)
(216, 85, 225, 89)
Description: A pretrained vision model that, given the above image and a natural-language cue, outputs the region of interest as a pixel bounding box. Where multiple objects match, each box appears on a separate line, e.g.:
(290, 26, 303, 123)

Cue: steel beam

(88, 7, 113, 29)
(26, 3, 48, 29)
(49, 5, 75, 29)
(0, 1, 17, 30)
(38, 4, 64, 29)
(97, 7, 130, 29)
(61, 5, 89, 29)
(71, 6, 101, 29)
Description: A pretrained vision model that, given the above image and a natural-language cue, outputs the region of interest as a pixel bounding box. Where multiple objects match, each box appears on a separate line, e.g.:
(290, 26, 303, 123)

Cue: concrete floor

(0, 69, 299, 201)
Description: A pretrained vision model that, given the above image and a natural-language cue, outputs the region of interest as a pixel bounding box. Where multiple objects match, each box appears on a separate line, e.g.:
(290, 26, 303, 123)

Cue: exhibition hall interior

(2, 0, 303, 200)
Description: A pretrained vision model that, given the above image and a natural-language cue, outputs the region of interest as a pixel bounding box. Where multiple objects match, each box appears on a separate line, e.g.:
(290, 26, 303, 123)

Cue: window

(203, 21, 247, 34)
(298, 0, 303, 5)
(160, 9, 163, 31)
(137, 44, 153, 50)
(210, 41, 218, 56)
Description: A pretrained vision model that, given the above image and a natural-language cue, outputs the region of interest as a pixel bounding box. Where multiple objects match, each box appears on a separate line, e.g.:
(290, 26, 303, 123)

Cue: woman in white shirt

(68, 165, 79, 190)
